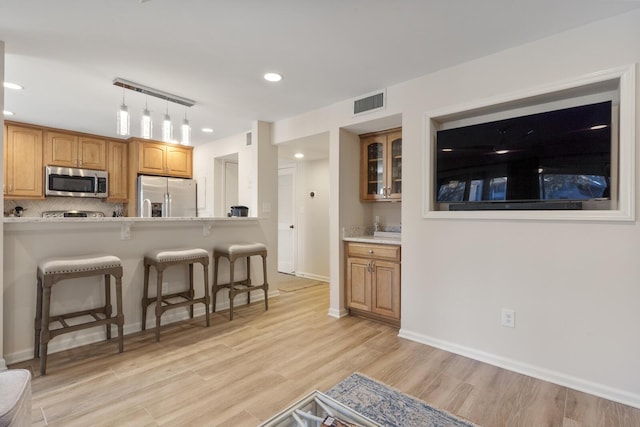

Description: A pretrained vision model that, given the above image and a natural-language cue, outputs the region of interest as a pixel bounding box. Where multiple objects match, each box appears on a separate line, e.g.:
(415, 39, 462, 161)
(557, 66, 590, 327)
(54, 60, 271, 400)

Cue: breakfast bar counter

(2, 216, 277, 365)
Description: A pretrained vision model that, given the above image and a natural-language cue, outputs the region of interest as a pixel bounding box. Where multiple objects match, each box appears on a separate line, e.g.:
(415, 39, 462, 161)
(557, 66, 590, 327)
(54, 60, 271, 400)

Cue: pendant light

(116, 88, 130, 136)
(162, 101, 173, 142)
(180, 108, 191, 145)
(140, 96, 153, 139)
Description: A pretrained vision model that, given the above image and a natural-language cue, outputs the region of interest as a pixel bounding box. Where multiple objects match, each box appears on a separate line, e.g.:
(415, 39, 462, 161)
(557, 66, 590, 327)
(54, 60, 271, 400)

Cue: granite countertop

(343, 235, 401, 245)
(342, 226, 401, 245)
(3, 216, 258, 224)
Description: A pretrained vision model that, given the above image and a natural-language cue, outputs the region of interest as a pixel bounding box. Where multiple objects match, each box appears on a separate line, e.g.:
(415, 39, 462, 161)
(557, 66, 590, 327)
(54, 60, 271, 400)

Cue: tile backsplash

(5, 198, 122, 217)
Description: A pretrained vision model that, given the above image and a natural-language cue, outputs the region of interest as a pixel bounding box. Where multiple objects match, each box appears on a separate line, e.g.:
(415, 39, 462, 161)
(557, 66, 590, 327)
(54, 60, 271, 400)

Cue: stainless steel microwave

(45, 166, 108, 198)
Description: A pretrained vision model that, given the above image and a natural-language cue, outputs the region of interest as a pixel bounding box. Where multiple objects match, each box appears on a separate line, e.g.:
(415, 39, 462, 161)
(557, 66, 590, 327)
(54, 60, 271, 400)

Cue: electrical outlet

(501, 308, 515, 328)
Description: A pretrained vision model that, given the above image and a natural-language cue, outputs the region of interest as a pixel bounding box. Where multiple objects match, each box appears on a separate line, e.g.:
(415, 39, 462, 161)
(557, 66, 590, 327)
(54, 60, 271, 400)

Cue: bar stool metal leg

(34, 276, 43, 359)
(142, 263, 150, 331)
(262, 253, 269, 311)
(155, 266, 164, 342)
(39, 284, 52, 376)
(104, 274, 112, 340)
(115, 273, 124, 353)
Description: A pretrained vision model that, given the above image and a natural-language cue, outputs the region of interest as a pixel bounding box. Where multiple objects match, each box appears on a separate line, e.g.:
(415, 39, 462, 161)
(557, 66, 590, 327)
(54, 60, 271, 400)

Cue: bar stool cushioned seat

(35, 255, 124, 375)
(142, 248, 210, 341)
(0, 369, 31, 427)
(212, 242, 268, 320)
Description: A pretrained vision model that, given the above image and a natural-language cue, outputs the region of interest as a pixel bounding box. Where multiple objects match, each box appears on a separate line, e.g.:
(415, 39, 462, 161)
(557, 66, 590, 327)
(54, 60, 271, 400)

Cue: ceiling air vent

(353, 90, 386, 116)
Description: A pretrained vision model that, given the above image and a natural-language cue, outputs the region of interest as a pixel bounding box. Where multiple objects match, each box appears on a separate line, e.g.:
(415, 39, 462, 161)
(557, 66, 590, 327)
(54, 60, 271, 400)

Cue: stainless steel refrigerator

(138, 175, 197, 217)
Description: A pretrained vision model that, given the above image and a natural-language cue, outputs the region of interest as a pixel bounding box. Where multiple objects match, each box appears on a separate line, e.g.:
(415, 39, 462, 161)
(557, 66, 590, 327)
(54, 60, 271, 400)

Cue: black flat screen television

(435, 101, 613, 210)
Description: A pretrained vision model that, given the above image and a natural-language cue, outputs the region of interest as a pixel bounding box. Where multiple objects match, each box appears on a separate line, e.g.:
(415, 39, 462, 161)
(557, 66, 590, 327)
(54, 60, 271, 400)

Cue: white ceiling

(2, 0, 640, 150)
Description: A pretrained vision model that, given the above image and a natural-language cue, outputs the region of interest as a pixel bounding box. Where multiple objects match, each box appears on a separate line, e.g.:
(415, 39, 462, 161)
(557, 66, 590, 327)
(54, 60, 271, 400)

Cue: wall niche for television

(423, 65, 636, 221)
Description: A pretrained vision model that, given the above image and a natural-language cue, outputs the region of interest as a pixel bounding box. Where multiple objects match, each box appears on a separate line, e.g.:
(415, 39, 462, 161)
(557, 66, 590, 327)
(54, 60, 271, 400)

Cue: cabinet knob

(368, 249, 374, 254)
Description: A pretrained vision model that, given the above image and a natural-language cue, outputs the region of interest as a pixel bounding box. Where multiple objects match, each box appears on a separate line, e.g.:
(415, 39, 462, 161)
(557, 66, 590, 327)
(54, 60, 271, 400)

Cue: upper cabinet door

(107, 140, 128, 202)
(360, 136, 387, 201)
(78, 136, 107, 170)
(165, 145, 193, 178)
(5, 124, 44, 198)
(138, 141, 168, 175)
(45, 131, 78, 168)
(386, 131, 402, 200)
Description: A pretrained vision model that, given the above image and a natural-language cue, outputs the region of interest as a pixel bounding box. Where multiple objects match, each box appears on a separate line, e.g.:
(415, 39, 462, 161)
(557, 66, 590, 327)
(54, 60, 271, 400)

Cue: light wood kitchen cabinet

(4, 124, 44, 199)
(44, 131, 107, 170)
(107, 140, 128, 202)
(136, 140, 192, 178)
(360, 128, 402, 202)
(345, 241, 401, 326)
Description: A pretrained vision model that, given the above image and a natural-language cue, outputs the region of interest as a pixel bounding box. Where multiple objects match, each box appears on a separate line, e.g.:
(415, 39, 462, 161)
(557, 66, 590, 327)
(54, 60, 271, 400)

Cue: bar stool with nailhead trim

(141, 248, 210, 341)
(212, 242, 268, 320)
(34, 255, 124, 375)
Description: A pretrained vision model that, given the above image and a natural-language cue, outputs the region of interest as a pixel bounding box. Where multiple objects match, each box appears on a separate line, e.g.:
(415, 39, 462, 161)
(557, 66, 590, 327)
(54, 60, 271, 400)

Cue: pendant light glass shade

(116, 89, 130, 136)
(180, 110, 191, 145)
(140, 99, 153, 139)
(116, 103, 130, 136)
(162, 112, 173, 142)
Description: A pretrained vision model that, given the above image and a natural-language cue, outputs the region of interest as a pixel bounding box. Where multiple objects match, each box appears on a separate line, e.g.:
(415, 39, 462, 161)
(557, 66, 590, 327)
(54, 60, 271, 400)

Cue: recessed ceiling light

(590, 124, 607, 130)
(3, 82, 23, 90)
(264, 73, 282, 82)
(294, 153, 304, 159)
(201, 128, 214, 133)
(441, 148, 453, 152)
(3, 110, 15, 116)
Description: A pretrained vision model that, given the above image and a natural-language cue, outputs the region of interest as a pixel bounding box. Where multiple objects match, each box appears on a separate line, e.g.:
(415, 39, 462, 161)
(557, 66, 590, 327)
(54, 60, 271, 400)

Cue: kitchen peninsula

(3, 215, 277, 365)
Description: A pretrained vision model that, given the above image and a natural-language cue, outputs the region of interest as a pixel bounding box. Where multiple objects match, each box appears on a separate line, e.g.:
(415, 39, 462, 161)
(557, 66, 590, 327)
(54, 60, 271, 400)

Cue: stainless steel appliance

(42, 210, 105, 218)
(230, 205, 249, 217)
(45, 166, 108, 198)
(137, 175, 197, 217)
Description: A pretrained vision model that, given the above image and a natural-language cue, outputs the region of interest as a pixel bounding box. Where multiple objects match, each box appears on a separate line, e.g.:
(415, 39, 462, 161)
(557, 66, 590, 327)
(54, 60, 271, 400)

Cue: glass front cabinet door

(360, 128, 402, 201)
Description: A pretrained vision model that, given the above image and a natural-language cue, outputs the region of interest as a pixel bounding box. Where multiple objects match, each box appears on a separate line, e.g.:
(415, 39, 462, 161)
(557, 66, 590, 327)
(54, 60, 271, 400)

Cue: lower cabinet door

(346, 257, 372, 312)
(371, 260, 400, 320)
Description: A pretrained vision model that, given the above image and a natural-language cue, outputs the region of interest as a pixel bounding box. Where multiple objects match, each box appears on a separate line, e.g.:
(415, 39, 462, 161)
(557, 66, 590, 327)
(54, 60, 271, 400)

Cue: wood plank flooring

(9, 275, 640, 426)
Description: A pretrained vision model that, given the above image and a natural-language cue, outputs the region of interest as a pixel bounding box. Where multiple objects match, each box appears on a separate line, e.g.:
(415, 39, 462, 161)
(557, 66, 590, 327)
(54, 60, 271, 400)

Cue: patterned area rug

(327, 373, 477, 427)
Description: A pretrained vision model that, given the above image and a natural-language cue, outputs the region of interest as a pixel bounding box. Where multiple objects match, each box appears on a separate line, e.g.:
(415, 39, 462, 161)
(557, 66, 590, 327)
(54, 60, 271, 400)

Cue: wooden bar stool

(142, 248, 210, 342)
(34, 255, 124, 375)
(212, 242, 268, 320)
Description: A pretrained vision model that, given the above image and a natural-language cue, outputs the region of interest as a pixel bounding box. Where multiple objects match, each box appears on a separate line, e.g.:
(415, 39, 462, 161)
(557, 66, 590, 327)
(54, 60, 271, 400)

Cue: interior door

(278, 167, 296, 274)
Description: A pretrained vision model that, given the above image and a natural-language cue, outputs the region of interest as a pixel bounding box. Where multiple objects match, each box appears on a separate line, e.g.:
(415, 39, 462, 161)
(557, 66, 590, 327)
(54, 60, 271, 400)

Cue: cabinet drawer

(347, 243, 400, 261)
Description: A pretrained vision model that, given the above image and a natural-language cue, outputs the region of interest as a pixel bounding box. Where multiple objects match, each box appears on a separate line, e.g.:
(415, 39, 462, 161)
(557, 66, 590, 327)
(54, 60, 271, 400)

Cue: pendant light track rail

(113, 78, 195, 107)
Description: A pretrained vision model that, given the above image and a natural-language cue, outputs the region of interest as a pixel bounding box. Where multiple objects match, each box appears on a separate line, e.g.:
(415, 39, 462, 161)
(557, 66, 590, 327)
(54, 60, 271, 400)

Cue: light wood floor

(10, 275, 640, 426)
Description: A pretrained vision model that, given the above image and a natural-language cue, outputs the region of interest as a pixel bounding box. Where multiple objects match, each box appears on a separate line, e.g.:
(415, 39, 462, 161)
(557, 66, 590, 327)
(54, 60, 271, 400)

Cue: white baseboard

(294, 272, 329, 282)
(328, 307, 349, 319)
(398, 328, 640, 410)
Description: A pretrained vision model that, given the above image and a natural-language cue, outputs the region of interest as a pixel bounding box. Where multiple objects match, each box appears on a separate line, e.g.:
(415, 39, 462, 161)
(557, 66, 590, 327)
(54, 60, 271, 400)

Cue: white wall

(272, 10, 640, 407)
(295, 158, 330, 280)
(0, 40, 6, 370)
(194, 132, 254, 217)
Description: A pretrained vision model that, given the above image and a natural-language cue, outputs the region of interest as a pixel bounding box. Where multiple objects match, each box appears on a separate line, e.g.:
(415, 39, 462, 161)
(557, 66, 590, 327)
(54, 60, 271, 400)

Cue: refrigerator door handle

(164, 193, 171, 217)
(142, 198, 151, 218)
